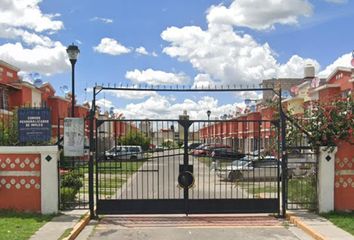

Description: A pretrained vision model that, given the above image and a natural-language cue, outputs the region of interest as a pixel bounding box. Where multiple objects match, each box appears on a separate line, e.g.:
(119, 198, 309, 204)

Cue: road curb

(286, 212, 326, 240)
(63, 211, 90, 240)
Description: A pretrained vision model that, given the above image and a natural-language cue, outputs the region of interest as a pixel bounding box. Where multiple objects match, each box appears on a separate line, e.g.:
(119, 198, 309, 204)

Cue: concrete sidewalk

(77, 214, 308, 240)
(30, 210, 88, 240)
(287, 210, 354, 240)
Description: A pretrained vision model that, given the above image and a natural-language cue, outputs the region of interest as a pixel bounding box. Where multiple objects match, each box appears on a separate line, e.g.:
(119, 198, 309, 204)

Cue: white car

(217, 156, 280, 181)
(105, 145, 144, 160)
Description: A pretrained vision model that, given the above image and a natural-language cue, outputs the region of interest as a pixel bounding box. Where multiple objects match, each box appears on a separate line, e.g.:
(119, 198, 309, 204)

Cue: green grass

(61, 160, 146, 208)
(287, 177, 317, 210)
(321, 212, 354, 235)
(237, 182, 278, 196)
(0, 211, 55, 240)
(73, 160, 145, 174)
(96, 160, 145, 174)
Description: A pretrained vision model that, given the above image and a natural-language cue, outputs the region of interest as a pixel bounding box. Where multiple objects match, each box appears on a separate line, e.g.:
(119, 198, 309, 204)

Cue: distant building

(178, 110, 189, 140)
(0, 59, 90, 141)
(139, 120, 153, 138)
(261, 78, 303, 102)
(260, 64, 322, 102)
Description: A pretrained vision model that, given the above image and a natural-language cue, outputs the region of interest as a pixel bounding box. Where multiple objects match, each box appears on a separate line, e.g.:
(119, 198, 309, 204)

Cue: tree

(119, 131, 150, 150)
(303, 96, 354, 149)
(0, 111, 18, 146)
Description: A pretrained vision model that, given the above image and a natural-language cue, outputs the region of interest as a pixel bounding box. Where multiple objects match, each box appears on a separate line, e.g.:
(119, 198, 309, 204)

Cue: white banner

(64, 118, 84, 157)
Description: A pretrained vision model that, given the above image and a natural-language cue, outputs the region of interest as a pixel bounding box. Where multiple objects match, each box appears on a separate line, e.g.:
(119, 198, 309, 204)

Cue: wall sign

(64, 118, 84, 157)
(18, 108, 51, 143)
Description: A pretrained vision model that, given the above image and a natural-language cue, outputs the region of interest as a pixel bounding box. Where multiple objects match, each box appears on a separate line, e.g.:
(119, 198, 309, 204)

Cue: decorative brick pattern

(334, 141, 354, 211)
(0, 154, 41, 212)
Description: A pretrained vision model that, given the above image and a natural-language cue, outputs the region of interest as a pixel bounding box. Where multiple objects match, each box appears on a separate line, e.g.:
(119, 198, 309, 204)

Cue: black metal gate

(285, 117, 318, 211)
(88, 86, 286, 216)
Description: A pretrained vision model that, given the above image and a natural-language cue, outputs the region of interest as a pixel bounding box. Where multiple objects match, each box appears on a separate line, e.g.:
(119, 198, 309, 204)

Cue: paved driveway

(81, 215, 310, 240)
(107, 149, 248, 200)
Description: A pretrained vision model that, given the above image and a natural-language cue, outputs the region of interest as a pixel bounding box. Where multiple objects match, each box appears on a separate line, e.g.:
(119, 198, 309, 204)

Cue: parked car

(105, 145, 144, 160)
(192, 144, 230, 156)
(217, 156, 281, 181)
(211, 148, 245, 161)
(188, 142, 202, 150)
(155, 146, 165, 152)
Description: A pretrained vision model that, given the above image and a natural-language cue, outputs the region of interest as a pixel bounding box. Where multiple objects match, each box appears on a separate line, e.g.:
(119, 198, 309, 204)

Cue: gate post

(279, 88, 288, 218)
(88, 87, 96, 218)
(178, 119, 193, 215)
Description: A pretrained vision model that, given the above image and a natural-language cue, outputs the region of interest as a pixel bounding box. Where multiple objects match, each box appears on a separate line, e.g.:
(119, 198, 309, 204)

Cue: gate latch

(178, 165, 194, 189)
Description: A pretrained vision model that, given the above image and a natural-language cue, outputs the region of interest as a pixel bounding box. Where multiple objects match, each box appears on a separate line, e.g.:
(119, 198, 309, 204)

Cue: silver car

(217, 156, 280, 181)
(105, 145, 144, 160)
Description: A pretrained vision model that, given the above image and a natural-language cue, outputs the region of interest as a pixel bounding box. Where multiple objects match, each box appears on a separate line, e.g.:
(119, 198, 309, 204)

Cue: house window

(6, 71, 13, 78)
(342, 89, 350, 98)
(0, 87, 9, 110)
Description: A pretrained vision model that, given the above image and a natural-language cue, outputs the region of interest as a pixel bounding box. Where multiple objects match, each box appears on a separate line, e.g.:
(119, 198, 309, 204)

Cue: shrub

(60, 187, 77, 208)
(61, 172, 83, 191)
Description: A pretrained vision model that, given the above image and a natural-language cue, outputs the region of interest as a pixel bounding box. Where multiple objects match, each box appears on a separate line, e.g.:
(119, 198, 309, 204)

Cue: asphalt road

(107, 149, 247, 200)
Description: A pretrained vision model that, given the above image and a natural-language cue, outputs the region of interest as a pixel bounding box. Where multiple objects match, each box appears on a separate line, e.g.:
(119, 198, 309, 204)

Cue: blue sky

(0, 0, 353, 119)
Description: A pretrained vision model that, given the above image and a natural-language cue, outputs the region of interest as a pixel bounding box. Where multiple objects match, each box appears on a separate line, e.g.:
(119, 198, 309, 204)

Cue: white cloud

(111, 90, 158, 100)
(0, 42, 69, 75)
(115, 94, 245, 120)
(192, 74, 216, 88)
(161, 24, 319, 86)
(125, 68, 190, 85)
(278, 55, 320, 78)
(135, 46, 148, 55)
(237, 91, 262, 100)
(152, 51, 158, 57)
(207, 0, 313, 30)
(0, 0, 63, 32)
(0, 0, 69, 75)
(90, 17, 113, 24)
(93, 38, 131, 55)
(318, 52, 352, 77)
(96, 98, 114, 111)
(0, 27, 53, 47)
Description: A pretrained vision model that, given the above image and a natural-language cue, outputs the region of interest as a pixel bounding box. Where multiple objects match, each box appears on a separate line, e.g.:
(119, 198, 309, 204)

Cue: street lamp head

(206, 110, 211, 117)
(66, 43, 80, 61)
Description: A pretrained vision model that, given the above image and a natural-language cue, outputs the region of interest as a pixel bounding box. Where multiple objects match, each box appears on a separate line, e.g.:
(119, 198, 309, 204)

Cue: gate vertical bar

(88, 87, 96, 218)
(180, 119, 192, 215)
(279, 88, 287, 217)
(183, 121, 189, 215)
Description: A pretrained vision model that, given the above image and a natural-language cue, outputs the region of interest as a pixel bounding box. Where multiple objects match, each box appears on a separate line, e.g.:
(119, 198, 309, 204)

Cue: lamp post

(206, 110, 211, 143)
(66, 43, 80, 117)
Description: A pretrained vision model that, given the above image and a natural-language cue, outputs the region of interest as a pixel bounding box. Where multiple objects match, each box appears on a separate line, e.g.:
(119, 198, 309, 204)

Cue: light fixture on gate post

(66, 43, 80, 117)
(207, 110, 211, 121)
